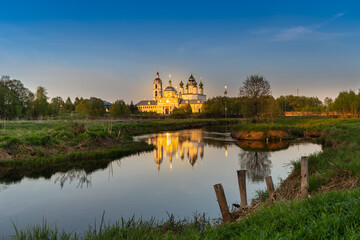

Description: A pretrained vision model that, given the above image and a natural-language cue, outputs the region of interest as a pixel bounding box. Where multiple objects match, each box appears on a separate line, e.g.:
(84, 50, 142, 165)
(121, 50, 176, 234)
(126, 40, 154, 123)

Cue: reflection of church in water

(147, 130, 205, 170)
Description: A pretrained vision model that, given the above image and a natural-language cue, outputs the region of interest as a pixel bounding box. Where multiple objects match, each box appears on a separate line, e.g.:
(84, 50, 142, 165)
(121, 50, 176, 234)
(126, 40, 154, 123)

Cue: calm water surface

(0, 128, 321, 237)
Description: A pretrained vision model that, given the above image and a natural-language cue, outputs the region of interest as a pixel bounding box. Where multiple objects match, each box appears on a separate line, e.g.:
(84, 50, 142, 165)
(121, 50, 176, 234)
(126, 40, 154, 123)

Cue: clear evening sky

(0, 0, 359, 103)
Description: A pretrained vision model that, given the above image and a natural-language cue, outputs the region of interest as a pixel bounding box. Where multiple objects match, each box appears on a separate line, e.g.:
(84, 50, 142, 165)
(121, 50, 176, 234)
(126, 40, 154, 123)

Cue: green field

(0, 119, 238, 183)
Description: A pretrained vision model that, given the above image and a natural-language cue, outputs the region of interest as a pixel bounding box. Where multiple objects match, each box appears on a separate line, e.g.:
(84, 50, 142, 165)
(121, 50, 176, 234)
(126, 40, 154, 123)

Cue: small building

(136, 72, 206, 114)
(103, 100, 112, 112)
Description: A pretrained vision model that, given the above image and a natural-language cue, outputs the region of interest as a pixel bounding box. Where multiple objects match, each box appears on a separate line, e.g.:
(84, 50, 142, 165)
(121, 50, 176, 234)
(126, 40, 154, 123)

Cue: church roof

(188, 74, 195, 82)
(164, 86, 177, 92)
(154, 72, 162, 83)
(136, 100, 157, 106)
(179, 99, 205, 104)
(164, 80, 177, 92)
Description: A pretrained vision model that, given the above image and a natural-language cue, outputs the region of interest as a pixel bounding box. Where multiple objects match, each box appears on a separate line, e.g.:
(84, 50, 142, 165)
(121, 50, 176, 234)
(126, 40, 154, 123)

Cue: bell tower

(153, 72, 163, 100)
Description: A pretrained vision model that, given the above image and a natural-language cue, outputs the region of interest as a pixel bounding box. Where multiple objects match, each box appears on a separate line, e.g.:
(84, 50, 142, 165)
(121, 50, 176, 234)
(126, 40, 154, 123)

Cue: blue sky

(0, 0, 359, 103)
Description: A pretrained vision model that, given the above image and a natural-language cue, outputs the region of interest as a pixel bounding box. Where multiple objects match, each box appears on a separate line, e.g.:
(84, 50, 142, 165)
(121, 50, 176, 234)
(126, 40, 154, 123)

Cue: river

(0, 127, 321, 237)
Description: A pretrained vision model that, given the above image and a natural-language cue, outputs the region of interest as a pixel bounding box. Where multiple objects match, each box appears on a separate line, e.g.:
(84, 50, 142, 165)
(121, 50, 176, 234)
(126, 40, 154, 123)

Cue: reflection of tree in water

(54, 169, 92, 189)
(0, 184, 8, 192)
(238, 151, 272, 182)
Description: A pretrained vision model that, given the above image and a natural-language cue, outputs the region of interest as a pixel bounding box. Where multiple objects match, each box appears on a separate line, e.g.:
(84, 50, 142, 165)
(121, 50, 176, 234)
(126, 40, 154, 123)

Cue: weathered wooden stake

(265, 176, 275, 199)
(213, 183, 231, 223)
(237, 170, 247, 206)
(301, 156, 309, 199)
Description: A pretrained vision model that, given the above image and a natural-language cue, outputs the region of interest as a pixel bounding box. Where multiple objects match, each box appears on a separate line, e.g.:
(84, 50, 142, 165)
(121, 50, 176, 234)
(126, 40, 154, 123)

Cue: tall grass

(8, 188, 360, 239)
(10, 213, 210, 240)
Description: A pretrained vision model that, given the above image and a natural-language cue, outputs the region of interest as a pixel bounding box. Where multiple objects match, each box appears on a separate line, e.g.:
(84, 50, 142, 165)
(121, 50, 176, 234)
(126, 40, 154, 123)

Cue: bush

(70, 122, 86, 136)
(170, 104, 192, 119)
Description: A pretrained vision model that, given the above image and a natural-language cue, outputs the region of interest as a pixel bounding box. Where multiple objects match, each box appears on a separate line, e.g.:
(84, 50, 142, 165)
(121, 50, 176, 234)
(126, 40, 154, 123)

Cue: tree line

(0, 75, 138, 119)
(1, 74, 359, 120)
(201, 75, 359, 119)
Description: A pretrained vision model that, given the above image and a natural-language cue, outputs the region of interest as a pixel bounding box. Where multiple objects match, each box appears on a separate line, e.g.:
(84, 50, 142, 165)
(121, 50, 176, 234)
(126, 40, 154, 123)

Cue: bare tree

(239, 151, 272, 183)
(239, 75, 271, 121)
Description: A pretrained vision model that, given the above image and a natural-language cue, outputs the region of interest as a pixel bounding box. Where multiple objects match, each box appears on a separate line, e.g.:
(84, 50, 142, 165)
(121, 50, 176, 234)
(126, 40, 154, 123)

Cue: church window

(155, 91, 157, 97)
(155, 84, 157, 88)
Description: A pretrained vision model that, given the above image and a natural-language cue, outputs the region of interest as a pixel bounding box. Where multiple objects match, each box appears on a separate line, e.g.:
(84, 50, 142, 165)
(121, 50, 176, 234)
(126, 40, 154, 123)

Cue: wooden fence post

(237, 170, 247, 207)
(213, 183, 231, 223)
(301, 156, 309, 199)
(265, 176, 275, 199)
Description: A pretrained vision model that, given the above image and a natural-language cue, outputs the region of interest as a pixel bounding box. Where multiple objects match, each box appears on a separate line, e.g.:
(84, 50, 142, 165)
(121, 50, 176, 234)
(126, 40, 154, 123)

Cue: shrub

(70, 122, 86, 136)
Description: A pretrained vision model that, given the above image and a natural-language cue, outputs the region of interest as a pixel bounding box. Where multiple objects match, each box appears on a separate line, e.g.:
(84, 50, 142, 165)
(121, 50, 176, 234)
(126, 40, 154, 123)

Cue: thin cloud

(274, 26, 312, 41)
(255, 12, 346, 41)
(332, 12, 345, 20)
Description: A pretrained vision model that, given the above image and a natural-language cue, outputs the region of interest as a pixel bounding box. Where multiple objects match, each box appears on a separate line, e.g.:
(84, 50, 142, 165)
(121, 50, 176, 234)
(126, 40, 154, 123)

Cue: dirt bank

(231, 130, 292, 141)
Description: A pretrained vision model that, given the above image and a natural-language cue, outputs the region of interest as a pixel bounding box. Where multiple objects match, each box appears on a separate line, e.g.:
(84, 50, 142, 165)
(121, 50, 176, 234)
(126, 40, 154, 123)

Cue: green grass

(213, 188, 360, 240)
(234, 118, 360, 193)
(0, 119, 238, 183)
(8, 188, 360, 239)
(0, 118, 238, 161)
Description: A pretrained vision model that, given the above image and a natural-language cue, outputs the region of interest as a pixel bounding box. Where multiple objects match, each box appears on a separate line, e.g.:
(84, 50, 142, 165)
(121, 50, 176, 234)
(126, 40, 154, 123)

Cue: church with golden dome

(136, 72, 206, 114)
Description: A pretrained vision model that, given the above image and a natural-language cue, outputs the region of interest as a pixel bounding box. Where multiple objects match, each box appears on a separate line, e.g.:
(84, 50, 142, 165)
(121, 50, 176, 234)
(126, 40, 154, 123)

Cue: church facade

(136, 72, 206, 114)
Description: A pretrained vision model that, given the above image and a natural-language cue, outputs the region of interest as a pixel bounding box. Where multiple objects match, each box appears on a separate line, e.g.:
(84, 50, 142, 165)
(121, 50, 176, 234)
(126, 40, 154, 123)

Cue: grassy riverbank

(0, 118, 237, 162)
(234, 118, 360, 196)
(7, 118, 360, 239)
(10, 188, 360, 239)
(0, 118, 238, 182)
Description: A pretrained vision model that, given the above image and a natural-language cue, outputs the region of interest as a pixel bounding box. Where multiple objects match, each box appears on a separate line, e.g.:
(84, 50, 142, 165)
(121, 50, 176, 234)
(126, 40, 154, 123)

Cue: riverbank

(0, 119, 238, 161)
(6, 118, 360, 239)
(232, 118, 360, 197)
(13, 187, 360, 239)
(0, 119, 238, 182)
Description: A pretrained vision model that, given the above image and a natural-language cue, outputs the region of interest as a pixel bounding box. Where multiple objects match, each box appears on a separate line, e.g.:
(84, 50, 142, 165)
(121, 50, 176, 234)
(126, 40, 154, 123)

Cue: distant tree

(276, 95, 324, 114)
(128, 100, 138, 114)
(276, 96, 293, 113)
(333, 90, 355, 116)
(32, 86, 49, 119)
(324, 97, 333, 109)
(333, 90, 360, 117)
(49, 96, 64, 116)
(262, 96, 281, 120)
(74, 97, 82, 108)
(202, 96, 247, 118)
(202, 97, 226, 117)
(110, 100, 130, 116)
(0, 76, 33, 119)
(0, 80, 17, 119)
(239, 75, 271, 121)
(75, 97, 105, 117)
(63, 97, 75, 112)
(324, 97, 334, 115)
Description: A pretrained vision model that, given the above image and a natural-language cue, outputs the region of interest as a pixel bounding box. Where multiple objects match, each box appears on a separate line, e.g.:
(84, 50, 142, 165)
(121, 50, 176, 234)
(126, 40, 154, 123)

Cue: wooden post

(265, 176, 275, 199)
(301, 156, 309, 199)
(237, 170, 247, 207)
(213, 184, 231, 223)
